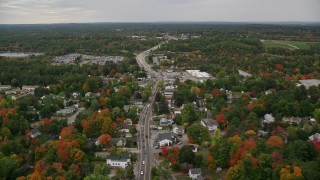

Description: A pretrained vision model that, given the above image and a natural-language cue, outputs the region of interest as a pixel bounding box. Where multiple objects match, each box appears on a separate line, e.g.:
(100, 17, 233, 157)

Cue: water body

(0, 52, 44, 57)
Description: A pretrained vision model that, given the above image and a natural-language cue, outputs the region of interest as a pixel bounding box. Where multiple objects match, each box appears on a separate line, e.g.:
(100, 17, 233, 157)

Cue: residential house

(120, 125, 132, 133)
(106, 154, 131, 168)
(112, 138, 126, 147)
(171, 124, 185, 135)
(309, 118, 317, 125)
(56, 105, 77, 116)
(309, 133, 320, 142)
(158, 133, 173, 146)
(188, 168, 202, 180)
(124, 118, 133, 125)
(201, 118, 218, 131)
(22, 85, 39, 91)
(0, 85, 11, 91)
(29, 129, 41, 138)
(258, 130, 269, 138)
(120, 125, 133, 137)
(164, 91, 174, 99)
(263, 114, 275, 124)
(282, 117, 302, 124)
(160, 118, 173, 126)
(134, 99, 143, 106)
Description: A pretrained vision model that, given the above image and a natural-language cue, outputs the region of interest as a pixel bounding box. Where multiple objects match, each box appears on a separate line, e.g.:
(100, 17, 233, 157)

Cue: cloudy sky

(0, 0, 319, 24)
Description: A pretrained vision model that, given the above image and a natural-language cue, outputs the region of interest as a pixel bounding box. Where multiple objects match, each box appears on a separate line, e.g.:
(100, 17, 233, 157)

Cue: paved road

(67, 107, 84, 125)
(136, 43, 164, 180)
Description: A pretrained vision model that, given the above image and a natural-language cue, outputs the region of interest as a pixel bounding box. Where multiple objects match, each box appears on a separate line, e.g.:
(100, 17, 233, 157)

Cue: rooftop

(189, 168, 202, 175)
(238, 69, 252, 77)
(299, 79, 320, 89)
(158, 133, 172, 141)
(106, 154, 130, 161)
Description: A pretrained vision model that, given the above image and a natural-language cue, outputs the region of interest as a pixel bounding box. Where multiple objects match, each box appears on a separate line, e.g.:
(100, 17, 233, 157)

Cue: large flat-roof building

(186, 70, 212, 80)
(298, 79, 320, 89)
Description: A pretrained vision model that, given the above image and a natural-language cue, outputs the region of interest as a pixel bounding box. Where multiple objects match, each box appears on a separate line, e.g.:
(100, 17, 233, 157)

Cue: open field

(261, 40, 320, 50)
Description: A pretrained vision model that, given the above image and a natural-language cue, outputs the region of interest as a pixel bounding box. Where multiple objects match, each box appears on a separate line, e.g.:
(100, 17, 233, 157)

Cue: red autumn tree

(161, 145, 168, 156)
(276, 64, 283, 72)
(43, 118, 52, 125)
(247, 102, 254, 110)
(216, 113, 226, 124)
(167, 147, 180, 165)
(99, 134, 112, 148)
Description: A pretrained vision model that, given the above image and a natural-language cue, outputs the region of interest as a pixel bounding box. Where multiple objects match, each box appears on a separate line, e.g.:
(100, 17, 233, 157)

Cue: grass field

(262, 40, 320, 50)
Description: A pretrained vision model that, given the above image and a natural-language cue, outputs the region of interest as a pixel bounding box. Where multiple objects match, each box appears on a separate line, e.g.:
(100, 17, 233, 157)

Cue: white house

(106, 154, 131, 168)
(263, 114, 275, 124)
(171, 125, 185, 135)
(158, 133, 173, 146)
(188, 168, 202, 180)
(160, 118, 173, 126)
(201, 118, 218, 131)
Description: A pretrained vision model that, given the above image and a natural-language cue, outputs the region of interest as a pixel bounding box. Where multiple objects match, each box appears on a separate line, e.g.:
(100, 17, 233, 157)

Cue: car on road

(143, 161, 145, 165)
(141, 170, 144, 175)
(143, 150, 146, 154)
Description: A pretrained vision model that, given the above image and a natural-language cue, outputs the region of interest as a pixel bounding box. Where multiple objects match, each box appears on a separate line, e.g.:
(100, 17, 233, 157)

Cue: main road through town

(136, 42, 165, 180)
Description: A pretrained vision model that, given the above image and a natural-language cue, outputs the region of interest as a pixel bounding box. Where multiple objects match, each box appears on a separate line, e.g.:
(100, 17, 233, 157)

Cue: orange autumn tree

(81, 108, 117, 138)
(267, 135, 284, 149)
(280, 165, 302, 180)
(207, 154, 216, 172)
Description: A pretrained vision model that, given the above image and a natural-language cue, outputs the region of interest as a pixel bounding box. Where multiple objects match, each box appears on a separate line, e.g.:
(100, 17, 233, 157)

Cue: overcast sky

(0, 0, 319, 24)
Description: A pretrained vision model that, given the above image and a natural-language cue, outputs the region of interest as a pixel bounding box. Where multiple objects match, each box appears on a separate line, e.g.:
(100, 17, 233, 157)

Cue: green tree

(181, 103, 198, 124)
(158, 96, 169, 115)
(129, 126, 137, 137)
(314, 108, 320, 123)
(0, 153, 19, 179)
(179, 145, 195, 165)
(125, 165, 135, 180)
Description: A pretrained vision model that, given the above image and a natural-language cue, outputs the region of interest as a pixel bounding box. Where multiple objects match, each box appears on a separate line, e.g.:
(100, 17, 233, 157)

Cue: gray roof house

(112, 137, 126, 147)
(158, 133, 173, 146)
(189, 168, 202, 180)
(106, 154, 131, 168)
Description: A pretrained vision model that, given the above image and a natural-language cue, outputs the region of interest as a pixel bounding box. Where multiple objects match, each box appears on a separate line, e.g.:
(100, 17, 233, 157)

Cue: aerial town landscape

(0, 0, 320, 180)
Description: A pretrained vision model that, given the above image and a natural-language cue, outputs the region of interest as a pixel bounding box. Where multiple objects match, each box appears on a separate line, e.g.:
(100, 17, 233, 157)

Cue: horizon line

(1, 20, 320, 25)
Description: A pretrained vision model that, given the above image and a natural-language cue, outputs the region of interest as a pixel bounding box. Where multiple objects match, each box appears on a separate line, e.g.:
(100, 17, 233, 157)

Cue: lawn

(262, 40, 320, 50)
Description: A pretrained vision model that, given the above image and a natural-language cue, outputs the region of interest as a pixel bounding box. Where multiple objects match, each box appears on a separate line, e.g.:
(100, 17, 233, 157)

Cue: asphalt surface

(136, 43, 163, 180)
